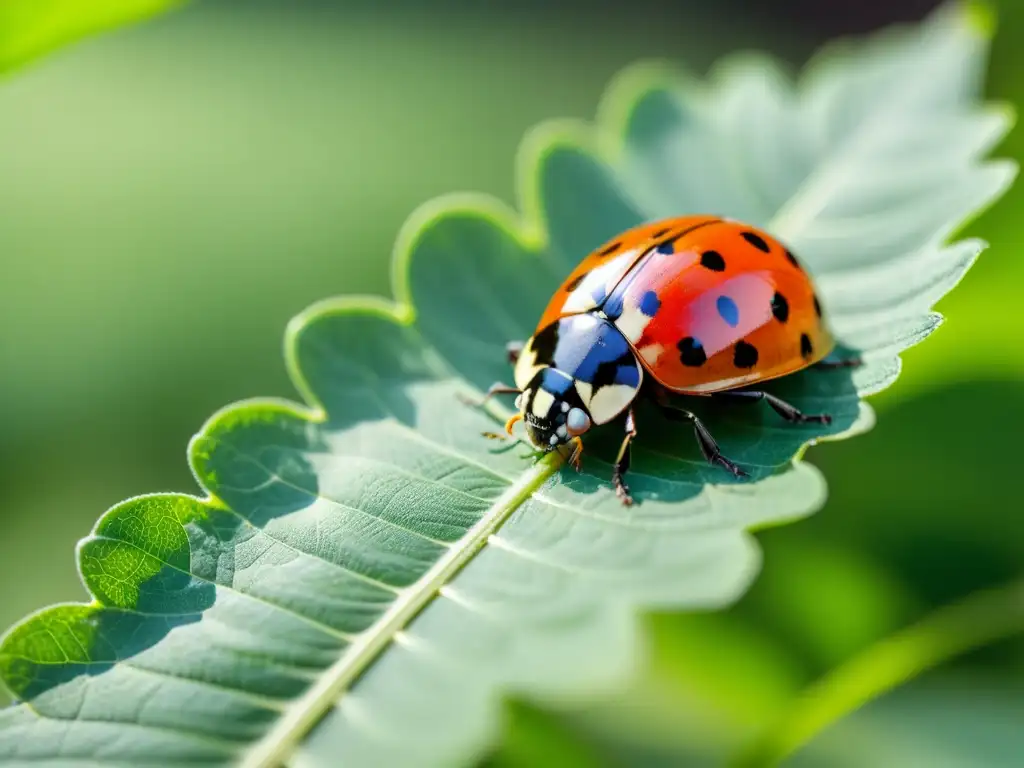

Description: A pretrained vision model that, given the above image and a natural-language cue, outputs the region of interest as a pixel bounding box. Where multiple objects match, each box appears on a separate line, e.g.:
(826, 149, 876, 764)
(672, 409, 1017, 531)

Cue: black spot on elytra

(678, 337, 707, 367)
(771, 292, 789, 323)
(785, 249, 801, 269)
(564, 273, 586, 292)
(800, 333, 814, 359)
(700, 250, 726, 271)
(651, 228, 670, 238)
(813, 295, 822, 317)
(599, 240, 621, 257)
(733, 340, 759, 368)
(741, 231, 770, 253)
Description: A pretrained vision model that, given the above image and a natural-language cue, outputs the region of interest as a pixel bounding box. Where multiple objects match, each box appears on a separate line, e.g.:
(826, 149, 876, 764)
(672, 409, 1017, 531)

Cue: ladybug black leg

(654, 390, 748, 479)
(814, 356, 862, 370)
(611, 407, 637, 506)
(506, 340, 525, 365)
(714, 390, 832, 425)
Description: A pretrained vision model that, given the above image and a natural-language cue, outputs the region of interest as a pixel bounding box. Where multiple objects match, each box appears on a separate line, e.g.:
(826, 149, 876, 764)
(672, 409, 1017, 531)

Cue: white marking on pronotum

(513, 340, 543, 390)
(531, 389, 555, 417)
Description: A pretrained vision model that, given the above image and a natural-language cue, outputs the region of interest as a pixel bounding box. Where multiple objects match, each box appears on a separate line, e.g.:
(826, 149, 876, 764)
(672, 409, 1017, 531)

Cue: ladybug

(467, 215, 859, 505)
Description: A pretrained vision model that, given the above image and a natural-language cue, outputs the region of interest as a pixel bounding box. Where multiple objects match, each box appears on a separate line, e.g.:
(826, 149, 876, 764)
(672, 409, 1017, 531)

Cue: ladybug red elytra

(466, 215, 859, 505)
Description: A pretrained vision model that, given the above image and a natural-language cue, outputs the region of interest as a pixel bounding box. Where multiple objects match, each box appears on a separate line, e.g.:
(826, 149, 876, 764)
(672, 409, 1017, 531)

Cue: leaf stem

(240, 450, 565, 768)
(729, 578, 1024, 768)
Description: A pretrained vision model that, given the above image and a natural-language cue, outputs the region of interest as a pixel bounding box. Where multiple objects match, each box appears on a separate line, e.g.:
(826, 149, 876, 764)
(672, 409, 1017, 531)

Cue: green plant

(0, 3, 1014, 767)
(0, 0, 184, 76)
(732, 577, 1024, 766)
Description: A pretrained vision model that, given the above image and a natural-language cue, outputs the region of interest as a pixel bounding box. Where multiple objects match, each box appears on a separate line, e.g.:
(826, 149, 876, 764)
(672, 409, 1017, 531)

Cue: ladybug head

(517, 368, 593, 451)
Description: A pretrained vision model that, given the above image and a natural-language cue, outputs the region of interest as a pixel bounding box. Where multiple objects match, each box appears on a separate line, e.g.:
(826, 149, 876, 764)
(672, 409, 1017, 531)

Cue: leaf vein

(89, 534, 359, 642)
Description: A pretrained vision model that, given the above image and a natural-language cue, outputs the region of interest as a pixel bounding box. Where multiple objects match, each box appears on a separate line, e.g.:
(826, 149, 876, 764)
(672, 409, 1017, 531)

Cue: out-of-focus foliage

(0, 0, 184, 75)
(894, 2, 1024, 393)
(734, 577, 1024, 765)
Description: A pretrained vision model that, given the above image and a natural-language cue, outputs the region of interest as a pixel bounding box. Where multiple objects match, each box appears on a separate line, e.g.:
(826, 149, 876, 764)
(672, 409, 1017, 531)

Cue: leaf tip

(595, 58, 698, 133)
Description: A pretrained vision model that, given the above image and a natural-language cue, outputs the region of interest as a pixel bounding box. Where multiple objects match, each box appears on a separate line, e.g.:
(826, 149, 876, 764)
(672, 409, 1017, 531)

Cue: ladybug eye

(565, 408, 591, 437)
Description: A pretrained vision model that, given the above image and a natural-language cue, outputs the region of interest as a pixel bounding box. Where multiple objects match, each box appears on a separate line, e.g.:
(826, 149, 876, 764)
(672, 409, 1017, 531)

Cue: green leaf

(0, 0, 184, 76)
(0, 3, 1013, 767)
(731, 577, 1024, 768)
(793, 676, 1024, 768)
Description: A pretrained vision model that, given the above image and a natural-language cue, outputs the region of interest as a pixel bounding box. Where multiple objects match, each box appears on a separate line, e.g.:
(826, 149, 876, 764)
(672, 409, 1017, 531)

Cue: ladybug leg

(814, 356, 862, 370)
(459, 383, 523, 438)
(611, 407, 637, 506)
(714, 390, 831, 425)
(686, 411, 748, 478)
(459, 383, 523, 440)
(506, 340, 525, 365)
(458, 381, 520, 409)
(567, 437, 584, 472)
(653, 390, 748, 479)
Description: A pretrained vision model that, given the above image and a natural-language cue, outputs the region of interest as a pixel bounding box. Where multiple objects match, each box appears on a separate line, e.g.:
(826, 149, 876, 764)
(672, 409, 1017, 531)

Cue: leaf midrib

(239, 448, 564, 768)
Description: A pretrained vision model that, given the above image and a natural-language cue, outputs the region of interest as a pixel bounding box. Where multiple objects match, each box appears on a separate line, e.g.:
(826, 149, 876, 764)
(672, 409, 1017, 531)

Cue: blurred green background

(1, 0, 1021, 764)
